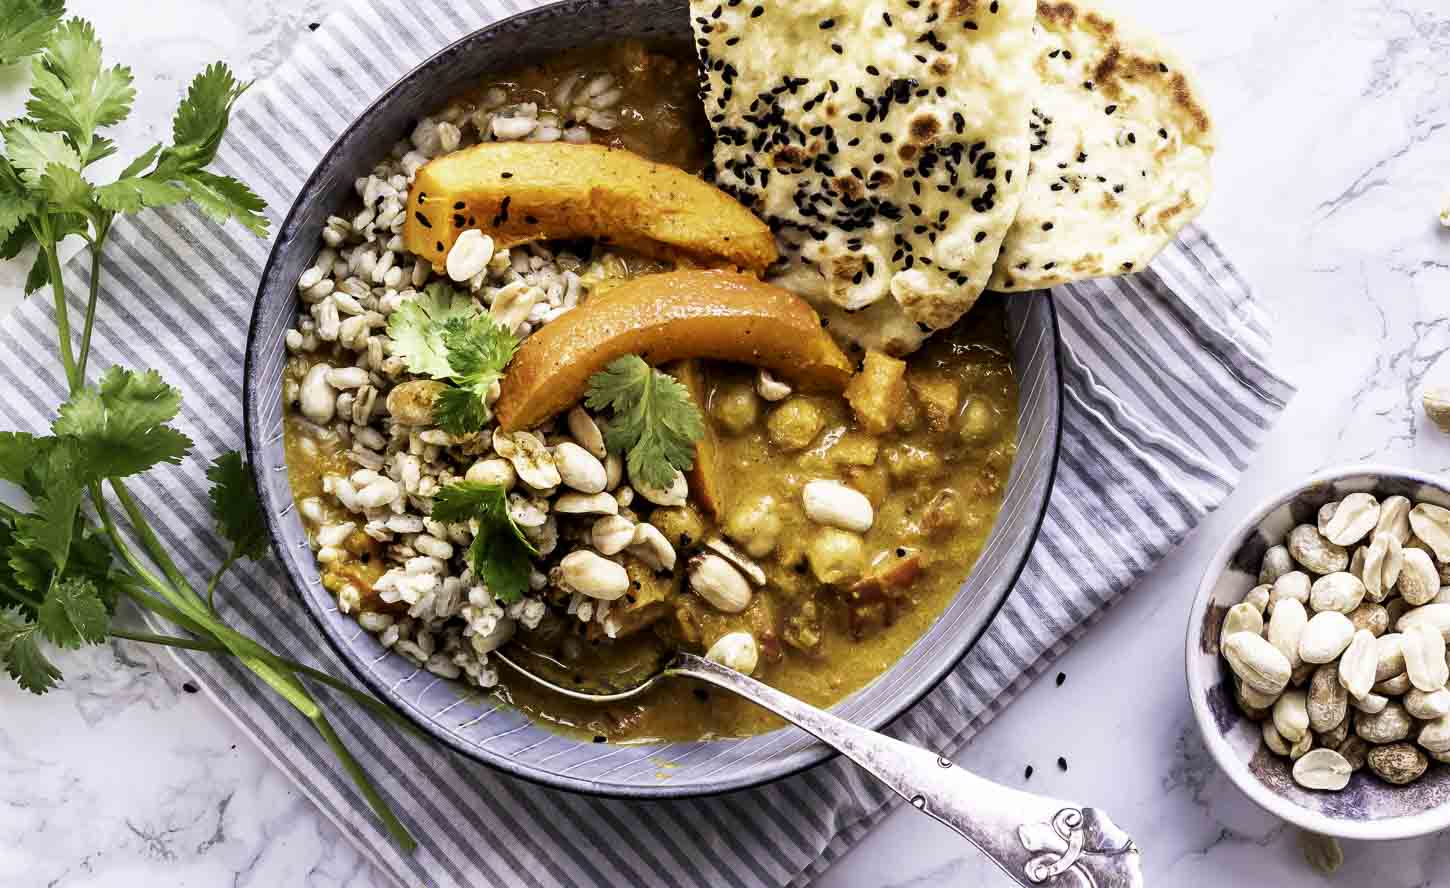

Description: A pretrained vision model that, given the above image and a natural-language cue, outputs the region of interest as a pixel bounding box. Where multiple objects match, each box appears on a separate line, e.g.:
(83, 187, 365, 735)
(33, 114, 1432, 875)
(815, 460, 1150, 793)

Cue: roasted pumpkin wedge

(403, 142, 777, 274)
(496, 270, 854, 431)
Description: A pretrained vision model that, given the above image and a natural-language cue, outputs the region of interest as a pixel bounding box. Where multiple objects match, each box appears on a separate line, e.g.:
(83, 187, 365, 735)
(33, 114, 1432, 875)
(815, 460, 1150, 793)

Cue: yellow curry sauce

(282, 42, 1019, 744)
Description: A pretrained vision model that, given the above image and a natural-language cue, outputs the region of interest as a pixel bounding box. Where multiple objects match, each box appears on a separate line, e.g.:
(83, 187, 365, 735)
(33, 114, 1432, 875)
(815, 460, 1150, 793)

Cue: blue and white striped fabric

(0, 1, 1295, 884)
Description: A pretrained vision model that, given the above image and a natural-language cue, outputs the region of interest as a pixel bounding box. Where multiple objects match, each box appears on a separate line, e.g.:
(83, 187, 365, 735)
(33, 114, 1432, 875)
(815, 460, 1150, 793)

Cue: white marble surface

(2, 0, 1449, 885)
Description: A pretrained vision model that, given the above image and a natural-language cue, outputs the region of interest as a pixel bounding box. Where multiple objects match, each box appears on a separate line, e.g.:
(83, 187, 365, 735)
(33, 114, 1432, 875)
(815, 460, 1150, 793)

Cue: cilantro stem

(206, 551, 239, 611)
(9, 588, 43, 609)
(38, 222, 79, 392)
(76, 243, 104, 382)
(91, 483, 185, 602)
(110, 626, 217, 652)
(109, 620, 428, 739)
(314, 711, 417, 852)
(110, 477, 198, 605)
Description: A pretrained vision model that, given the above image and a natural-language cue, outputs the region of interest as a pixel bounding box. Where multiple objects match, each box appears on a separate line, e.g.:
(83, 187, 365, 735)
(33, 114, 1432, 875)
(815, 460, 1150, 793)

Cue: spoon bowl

(495, 643, 1144, 887)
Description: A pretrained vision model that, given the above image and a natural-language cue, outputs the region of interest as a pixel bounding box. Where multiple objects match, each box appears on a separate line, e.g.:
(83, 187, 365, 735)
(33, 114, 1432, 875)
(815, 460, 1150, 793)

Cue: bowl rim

(244, 0, 1064, 799)
(1184, 461, 1450, 840)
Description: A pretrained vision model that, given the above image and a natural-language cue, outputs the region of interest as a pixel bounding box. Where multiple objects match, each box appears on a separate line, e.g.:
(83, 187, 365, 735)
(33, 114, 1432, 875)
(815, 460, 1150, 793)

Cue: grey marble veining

(2, 0, 1449, 885)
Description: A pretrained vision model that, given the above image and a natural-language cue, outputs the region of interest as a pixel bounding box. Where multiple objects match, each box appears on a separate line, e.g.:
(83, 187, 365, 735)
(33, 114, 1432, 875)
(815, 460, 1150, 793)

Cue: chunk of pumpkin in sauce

(843, 553, 923, 638)
(907, 374, 960, 433)
(496, 270, 854, 431)
(403, 142, 777, 274)
(666, 360, 725, 520)
(844, 350, 907, 435)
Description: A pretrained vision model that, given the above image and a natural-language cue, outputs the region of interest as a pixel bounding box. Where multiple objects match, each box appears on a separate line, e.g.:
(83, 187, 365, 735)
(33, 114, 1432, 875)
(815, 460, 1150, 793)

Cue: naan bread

(691, 0, 1037, 355)
(988, 0, 1214, 291)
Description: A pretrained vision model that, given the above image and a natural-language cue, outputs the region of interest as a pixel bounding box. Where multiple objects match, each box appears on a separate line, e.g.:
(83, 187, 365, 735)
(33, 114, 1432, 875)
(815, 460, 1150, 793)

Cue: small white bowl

(1185, 464, 1450, 840)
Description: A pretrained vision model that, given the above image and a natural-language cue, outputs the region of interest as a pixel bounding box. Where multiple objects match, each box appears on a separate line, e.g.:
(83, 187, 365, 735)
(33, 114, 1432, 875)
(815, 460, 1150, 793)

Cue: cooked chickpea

(959, 399, 996, 443)
(766, 398, 825, 451)
(807, 528, 866, 585)
(649, 504, 706, 548)
(725, 494, 784, 558)
(884, 444, 942, 481)
(712, 383, 760, 435)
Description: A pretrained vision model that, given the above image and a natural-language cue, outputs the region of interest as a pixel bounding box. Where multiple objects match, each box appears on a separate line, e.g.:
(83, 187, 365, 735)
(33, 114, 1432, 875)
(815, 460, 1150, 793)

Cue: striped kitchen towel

(0, 0, 1294, 885)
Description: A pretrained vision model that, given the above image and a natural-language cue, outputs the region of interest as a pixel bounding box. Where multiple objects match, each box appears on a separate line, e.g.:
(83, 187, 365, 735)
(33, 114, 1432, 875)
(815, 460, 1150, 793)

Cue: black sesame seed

(819, 17, 835, 29)
(974, 231, 986, 243)
(751, 4, 763, 16)
(1042, 222, 1054, 231)
(1105, 104, 1117, 115)
(501, 171, 513, 179)
(964, 20, 978, 30)
(1056, 672, 1066, 686)
(990, 0, 999, 11)
(414, 211, 432, 228)
(1024, 765, 1033, 780)
(453, 201, 466, 210)
(183, 682, 198, 694)
(883, 11, 893, 25)
(594, 735, 607, 743)
(1057, 756, 1068, 772)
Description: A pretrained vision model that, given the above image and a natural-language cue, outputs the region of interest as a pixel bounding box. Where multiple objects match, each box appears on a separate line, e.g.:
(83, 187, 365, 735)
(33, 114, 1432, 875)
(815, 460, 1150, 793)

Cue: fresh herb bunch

(0, 3, 415, 851)
(586, 354, 705, 488)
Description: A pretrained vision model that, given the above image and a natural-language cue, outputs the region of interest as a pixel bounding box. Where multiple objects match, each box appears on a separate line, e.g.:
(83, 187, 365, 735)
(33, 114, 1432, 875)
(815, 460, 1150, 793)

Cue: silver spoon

(495, 648, 1143, 887)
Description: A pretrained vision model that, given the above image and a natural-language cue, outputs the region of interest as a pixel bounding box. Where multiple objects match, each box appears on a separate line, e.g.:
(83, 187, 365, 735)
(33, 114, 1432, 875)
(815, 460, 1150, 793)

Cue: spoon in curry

(494, 647, 1143, 888)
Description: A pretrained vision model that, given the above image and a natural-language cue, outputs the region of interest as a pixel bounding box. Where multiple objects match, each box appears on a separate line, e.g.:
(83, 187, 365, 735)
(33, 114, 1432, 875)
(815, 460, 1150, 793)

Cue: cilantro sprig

(0, 3, 414, 851)
(432, 481, 536, 604)
(387, 282, 519, 435)
(585, 355, 705, 489)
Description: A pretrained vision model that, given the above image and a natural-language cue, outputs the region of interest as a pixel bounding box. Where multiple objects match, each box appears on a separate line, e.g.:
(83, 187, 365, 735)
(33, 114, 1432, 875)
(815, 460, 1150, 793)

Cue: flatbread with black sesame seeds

(987, 0, 1214, 291)
(691, 0, 1037, 356)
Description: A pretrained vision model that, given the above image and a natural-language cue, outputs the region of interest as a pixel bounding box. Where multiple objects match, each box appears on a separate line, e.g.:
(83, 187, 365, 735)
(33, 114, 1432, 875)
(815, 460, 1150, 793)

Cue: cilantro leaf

(585, 355, 704, 489)
(1, 119, 80, 187)
(432, 314, 518, 435)
(206, 451, 267, 562)
(53, 365, 192, 480)
(0, 0, 63, 67)
(25, 19, 135, 159)
(434, 385, 490, 437)
(12, 438, 83, 574)
(37, 161, 94, 221)
(95, 174, 187, 214)
(166, 62, 248, 170)
(37, 575, 108, 648)
(0, 174, 35, 239)
(386, 283, 477, 379)
(0, 430, 44, 491)
(432, 481, 536, 604)
(177, 170, 267, 235)
(0, 606, 61, 693)
(22, 247, 48, 294)
(8, 538, 50, 593)
(1, 217, 35, 259)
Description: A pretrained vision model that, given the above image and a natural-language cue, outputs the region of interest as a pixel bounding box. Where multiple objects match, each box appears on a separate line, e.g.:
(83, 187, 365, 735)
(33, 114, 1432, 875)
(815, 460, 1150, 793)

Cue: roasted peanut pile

(1221, 493, 1450, 790)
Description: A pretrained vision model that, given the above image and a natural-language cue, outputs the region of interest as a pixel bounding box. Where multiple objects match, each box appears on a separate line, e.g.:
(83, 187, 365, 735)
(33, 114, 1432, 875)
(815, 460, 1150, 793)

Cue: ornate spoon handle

(673, 654, 1144, 888)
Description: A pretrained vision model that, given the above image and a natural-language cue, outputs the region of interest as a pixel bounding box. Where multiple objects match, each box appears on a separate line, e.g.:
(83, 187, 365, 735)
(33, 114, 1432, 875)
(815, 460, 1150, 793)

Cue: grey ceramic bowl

(1187, 465, 1450, 839)
(243, 0, 1062, 798)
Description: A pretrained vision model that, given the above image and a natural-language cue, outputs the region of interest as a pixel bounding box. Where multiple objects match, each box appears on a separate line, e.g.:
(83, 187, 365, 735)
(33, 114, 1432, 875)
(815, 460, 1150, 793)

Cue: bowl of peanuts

(1187, 464, 1450, 839)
